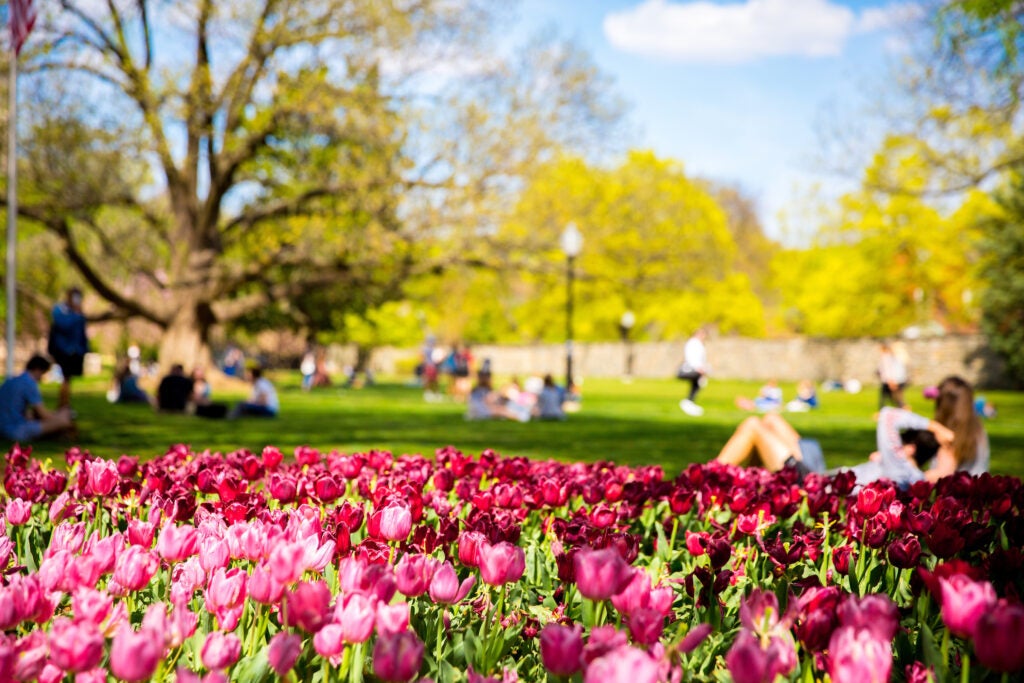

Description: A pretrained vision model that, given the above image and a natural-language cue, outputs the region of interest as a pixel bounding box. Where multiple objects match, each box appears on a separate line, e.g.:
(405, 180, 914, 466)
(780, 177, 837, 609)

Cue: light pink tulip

(376, 601, 411, 637)
(396, 553, 438, 597)
(199, 538, 230, 573)
(338, 592, 376, 643)
(378, 504, 413, 541)
(158, 523, 199, 562)
(313, 623, 345, 659)
(249, 563, 286, 604)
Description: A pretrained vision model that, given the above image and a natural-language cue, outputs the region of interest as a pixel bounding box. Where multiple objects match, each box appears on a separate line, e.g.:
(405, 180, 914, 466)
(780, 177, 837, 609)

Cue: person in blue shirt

(0, 355, 75, 442)
(48, 287, 89, 408)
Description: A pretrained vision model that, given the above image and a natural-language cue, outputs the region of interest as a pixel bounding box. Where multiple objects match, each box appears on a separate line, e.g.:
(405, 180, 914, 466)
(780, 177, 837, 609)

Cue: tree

(6, 1, 620, 367)
(776, 137, 990, 337)
(979, 172, 1024, 386)
(419, 150, 766, 343)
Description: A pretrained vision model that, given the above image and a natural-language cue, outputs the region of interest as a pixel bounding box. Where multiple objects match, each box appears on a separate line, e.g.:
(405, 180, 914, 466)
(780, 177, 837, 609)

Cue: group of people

(416, 339, 475, 403)
(715, 375, 988, 488)
(467, 372, 580, 422)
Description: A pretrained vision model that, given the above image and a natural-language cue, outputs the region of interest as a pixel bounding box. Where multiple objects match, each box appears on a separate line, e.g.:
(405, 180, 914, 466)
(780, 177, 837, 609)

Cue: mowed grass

(11, 374, 1024, 479)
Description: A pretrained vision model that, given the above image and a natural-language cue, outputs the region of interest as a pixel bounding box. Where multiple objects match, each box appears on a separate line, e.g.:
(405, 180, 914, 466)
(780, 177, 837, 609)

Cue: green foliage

(979, 172, 1024, 387)
(776, 137, 989, 337)
(419, 150, 768, 343)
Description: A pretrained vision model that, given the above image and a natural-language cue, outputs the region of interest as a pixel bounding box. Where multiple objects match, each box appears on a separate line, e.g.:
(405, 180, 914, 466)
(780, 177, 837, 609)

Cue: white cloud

(603, 0, 915, 64)
(856, 3, 923, 33)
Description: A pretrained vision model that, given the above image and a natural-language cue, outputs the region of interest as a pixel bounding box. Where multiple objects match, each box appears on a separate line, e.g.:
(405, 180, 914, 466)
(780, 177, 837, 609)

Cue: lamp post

(560, 222, 583, 388)
(619, 310, 635, 381)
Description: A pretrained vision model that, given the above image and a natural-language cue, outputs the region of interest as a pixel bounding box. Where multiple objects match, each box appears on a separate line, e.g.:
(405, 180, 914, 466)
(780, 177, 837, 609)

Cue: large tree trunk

(157, 301, 216, 374)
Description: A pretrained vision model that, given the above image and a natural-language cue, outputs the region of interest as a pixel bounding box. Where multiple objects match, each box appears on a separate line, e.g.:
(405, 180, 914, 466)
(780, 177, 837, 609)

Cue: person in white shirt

(229, 366, 279, 418)
(677, 327, 709, 416)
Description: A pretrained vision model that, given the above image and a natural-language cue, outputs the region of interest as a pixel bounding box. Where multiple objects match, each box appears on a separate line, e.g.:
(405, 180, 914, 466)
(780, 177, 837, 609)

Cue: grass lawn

(11, 374, 1024, 479)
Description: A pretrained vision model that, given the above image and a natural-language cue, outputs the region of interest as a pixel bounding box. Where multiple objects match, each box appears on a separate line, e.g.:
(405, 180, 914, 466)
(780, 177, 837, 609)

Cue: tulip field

(2, 441, 1023, 682)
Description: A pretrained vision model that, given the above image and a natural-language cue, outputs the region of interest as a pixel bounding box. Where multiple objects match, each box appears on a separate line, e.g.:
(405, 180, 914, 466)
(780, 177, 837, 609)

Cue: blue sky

(515, 0, 919, 240)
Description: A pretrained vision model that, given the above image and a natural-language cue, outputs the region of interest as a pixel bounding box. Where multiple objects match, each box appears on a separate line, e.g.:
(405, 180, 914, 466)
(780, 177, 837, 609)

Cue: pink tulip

(376, 602, 411, 637)
(540, 624, 584, 677)
(610, 568, 651, 615)
(678, 623, 713, 654)
(66, 555, 103, 592)
(627, 608, 664, 646)
(48, 521, 86, 555)
(284, 580, 332, 633)
(84, 458, 119, 496)
(478, 541, 526, 586)
(72, 589, 112, 627)
(127, 518, 156, 547)
(157, 523, 199, 562)
(396, 553, 438, 597)
(939, 575, 997, 639)
(268, 632, 303, 676)
(0, 536, 11, 569)
(205, 567, 247, 615)
(584, 644, 660, 683)
(269, 541, 307, 585)
(199, 538, 230, 573)
(828, 626, 892, 683)
(837, 593, 899, 641)
(87, 532, 123, 575)
(373, 630, 425, 683)
(458, 531, 487, 567)
(973, 602, 1024, 673)
(13, 631, 47, 681)
(337, 592, 376, 643)
(582, 625, 629, 664)
(313, 623, 345, 659)
(378, 504, 413, 541)
(249, 563, 285, 604)
(725, 629, 798, 683)
(74, 668, 107, 683)
(201, 631, 241, 671)
(429, 562, 476, 604)
(113, 545, 159, 592)
(48, 617, 105, 673)
(6, 498, 32, 525)
(574, 547, 634, 601)
(110, 626, 162, 682)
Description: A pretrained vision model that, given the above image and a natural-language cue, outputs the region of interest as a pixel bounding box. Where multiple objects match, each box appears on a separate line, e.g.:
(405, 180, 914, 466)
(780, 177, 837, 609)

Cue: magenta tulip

(939, 575, 997, 639)
(284, 580, 332, 633)
(376, 602, 411, 637)
(112, 545, 159, 592)
(337, 592, 376, 643)
(313, 623, 345, 659)
(725, 630, 797, 683)
(458, 531, 487, 568)
(973, 602, 1024, 673)
(5, 498, 32, 525)
(396, 553, 438, 597)
(574, 547, 634, 601)
(373, 630, 425, 683)
(539, 624, 584, 677)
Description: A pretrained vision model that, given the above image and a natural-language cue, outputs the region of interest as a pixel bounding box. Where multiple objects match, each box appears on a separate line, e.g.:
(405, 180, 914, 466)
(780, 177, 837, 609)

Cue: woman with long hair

(925, 375, 990, 481)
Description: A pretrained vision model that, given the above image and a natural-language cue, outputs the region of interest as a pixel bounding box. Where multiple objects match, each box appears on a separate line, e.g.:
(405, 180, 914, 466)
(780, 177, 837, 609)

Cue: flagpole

(5, 48, 16, 378)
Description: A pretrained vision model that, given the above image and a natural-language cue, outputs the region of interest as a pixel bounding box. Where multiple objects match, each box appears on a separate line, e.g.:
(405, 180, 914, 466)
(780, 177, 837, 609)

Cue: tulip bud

(373, 631, 425, 683)
(539, 624, 584, 677)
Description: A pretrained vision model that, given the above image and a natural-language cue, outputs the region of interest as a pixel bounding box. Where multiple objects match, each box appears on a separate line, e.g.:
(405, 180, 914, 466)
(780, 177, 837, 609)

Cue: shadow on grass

(11, 379, 1024, 480)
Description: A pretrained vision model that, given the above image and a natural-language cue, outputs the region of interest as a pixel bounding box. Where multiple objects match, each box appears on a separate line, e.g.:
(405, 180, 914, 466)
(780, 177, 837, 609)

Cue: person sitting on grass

(533, 374, 566, 421)
(229, 366, 279, 419)
(0, 355, 75, 443)
(714, 409, 950, 488)
(734, 379, 784, 412)
(157, 364, 196, 413)
(466, 372, 529, 422)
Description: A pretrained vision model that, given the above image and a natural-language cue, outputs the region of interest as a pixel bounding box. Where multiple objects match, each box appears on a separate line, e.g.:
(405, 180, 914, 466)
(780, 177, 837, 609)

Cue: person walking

(48, 287, 89, 409)
(677, 327, 709, 416)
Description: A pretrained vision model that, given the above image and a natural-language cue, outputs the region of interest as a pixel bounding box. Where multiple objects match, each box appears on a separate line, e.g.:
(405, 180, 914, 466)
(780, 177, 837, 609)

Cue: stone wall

(360, 335, 1009, 389)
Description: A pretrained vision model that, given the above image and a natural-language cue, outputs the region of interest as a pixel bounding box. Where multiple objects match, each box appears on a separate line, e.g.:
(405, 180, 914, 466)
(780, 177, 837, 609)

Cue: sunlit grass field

(11, 373, 1024, 479)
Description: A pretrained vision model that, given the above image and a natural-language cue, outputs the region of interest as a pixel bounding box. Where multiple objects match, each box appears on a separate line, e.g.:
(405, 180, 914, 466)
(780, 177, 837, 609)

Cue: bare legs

(715, 414, 802, 471)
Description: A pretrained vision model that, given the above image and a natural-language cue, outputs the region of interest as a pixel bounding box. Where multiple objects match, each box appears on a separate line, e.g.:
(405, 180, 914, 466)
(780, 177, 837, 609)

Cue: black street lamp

(619, 310, 635, 381)
(560, 222, 583, 388)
